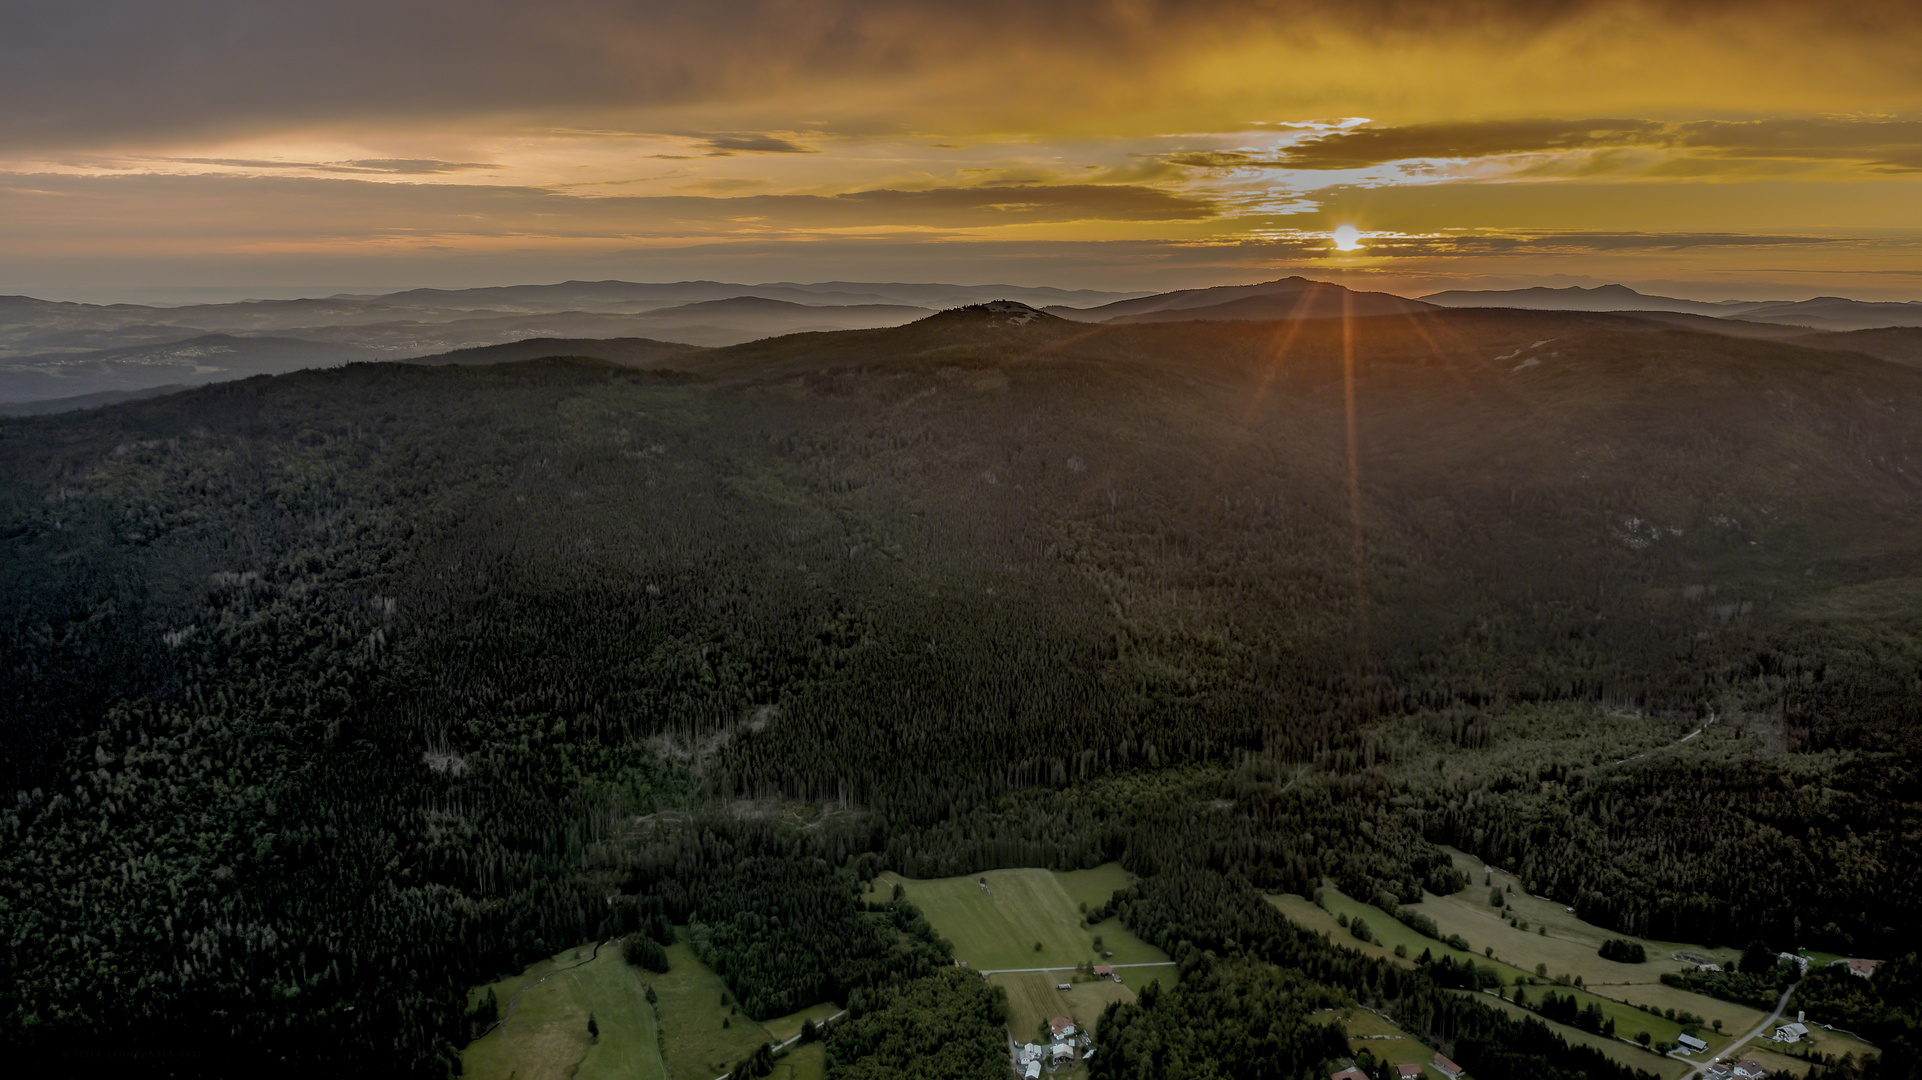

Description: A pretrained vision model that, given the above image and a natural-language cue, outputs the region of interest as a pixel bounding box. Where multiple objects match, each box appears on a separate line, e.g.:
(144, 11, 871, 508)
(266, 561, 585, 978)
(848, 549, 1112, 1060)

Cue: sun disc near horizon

(1332, 225, 1363, 252)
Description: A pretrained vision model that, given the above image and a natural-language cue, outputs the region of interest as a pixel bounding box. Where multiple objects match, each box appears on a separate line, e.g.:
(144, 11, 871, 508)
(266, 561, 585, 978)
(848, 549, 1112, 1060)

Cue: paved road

(1671, 981, 1796, 1080)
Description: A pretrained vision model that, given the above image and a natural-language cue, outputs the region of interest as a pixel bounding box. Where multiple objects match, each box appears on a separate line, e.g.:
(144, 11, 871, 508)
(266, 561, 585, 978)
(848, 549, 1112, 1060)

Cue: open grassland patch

(989, 967, 1140, 1044)
(1436, 846, 1745, 963)
(1274, 886, 1706, 1055)
(762, 1001, 843, 1046)
(1065, 975, 1136, 1031)
(648, 941, 778, 1080)
(1466, 992, 1687, 1080)
(768, 1042, 826, 1080)
(1114, 962, 1178, 990)
(996, 971, 1074, 1044)
(463, 942, 666, 1080)
(1793, 1026, 1881, 1064)
(1413, 857, 1763, 1035)
(1268, 889, 1500, 972)
(1054, 863, 1136, 909)
(867, 863, 1166, 972)
(1326, 1006, 1440, 1068)
(1731, 1043, 1817, 1078)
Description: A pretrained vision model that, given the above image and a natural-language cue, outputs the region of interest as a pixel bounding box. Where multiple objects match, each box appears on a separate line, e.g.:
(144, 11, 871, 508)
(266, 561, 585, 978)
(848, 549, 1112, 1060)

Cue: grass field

(990, 969, 1140, 1045)
(1719, 1026, 1881, 1080)
(647, 941, 780, 1080)
(1329, 1006, 1441, 1070)
(1270, 885, 1721, 1056)
(768, 1042, 825, 1080)
(1413, 853, 1766, 1038)
(866, 864, 1167, 972)
(1434, 845, 1745, 967)
(1730, 1043, 1816, 1078)
(868, 863, 1162, 1046)
(1466, 992, 1687, 1080)
(763, 1001, 843, 1047)
(463, 941, 667, 1080)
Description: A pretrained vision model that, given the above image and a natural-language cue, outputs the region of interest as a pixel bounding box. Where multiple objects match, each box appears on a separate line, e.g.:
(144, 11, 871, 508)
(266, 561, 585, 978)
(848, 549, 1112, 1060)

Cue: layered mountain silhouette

(5, 275, 1922, 404)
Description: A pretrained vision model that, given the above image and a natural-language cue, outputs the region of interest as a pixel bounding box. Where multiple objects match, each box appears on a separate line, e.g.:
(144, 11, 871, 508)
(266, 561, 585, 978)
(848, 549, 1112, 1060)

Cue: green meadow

(865, 863, 1165, 972)
(464, 939, 840, 1080)
(463, 941, 667, 1080)
(867, 863, 1168, 1043)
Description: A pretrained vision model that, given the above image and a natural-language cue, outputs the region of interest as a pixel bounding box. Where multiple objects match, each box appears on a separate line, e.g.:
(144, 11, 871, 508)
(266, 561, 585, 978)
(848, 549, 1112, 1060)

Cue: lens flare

(1332, 225, 1363, 251)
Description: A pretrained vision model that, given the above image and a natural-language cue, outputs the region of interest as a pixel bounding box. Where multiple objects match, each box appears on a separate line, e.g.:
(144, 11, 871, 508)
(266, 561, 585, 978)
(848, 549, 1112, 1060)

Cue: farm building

(1397, 1066, 1422, 1079)
(1024, 1061, 1041, 1080)
(1331, 1069, 1368, 1080)
(1050, 1042, 1074, 1064)
(1093, 964, 1118, 981)
(1677, 1033, 1708, 1052)
(1776, 1022, 1809, 1042)
(1050, 1016, 1076, 1039)
(1839, 958, 1882, 979)
(1434, 1052, 1464, 1077)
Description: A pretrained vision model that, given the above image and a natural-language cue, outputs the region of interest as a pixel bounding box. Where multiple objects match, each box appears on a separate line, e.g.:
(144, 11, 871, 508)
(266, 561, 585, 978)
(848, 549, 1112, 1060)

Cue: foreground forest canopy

(2, 305, 1920, 1076)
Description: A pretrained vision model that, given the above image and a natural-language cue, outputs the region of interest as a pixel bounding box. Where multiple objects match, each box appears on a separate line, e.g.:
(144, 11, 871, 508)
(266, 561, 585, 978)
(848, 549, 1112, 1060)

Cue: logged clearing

(463, 941, 666, 1080)
(866, 863, 1164, 972)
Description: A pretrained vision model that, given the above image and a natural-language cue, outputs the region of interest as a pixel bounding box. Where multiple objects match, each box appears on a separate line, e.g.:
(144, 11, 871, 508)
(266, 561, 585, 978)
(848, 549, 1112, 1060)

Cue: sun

(1332, 225, 1363, 252)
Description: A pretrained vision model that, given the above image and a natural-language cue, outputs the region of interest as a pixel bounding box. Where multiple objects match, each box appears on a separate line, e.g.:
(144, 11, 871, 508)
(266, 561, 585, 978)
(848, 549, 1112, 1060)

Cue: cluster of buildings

(1017, 1017, 1095, 1076)
(1702, 1060, 1769, 1080)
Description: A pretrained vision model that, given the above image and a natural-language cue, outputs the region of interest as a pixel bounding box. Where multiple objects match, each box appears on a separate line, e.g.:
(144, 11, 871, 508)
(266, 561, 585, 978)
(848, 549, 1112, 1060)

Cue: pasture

(463, 941, 667, 1080)
(1467, 992, 1686, 1080)
(1330, 1006, 1441, 1070)
(1409, 872, 1765, 1036)
(646, 941, 780, 1080)
(866, 863, 1166, 972)
(1270, 885, 1728, 1057)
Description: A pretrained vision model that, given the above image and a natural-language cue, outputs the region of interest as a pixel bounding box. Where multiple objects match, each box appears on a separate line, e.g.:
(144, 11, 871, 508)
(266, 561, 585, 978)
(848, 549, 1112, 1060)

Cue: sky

(5, 0, 1922, 302)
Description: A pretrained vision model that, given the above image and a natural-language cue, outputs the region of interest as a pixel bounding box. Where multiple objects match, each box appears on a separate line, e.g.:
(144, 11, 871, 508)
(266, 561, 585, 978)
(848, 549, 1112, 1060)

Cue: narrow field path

(1608, 712, 1718, 767)
(976, 961, 1173, 975)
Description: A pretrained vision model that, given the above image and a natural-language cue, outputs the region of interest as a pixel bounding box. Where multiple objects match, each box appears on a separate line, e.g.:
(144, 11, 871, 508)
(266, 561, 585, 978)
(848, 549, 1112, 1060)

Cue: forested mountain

(3, 305, 1919, 1075)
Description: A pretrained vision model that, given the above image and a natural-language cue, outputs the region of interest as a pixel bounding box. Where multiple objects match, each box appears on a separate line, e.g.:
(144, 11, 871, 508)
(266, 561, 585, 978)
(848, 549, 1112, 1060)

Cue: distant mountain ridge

(1423, 284, 1922, 331)
(1050, 276, 1436, 323)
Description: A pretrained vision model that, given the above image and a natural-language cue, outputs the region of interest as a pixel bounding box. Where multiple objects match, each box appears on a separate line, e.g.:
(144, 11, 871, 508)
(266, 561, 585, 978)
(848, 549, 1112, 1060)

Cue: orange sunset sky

(5, 0, 1921, 301)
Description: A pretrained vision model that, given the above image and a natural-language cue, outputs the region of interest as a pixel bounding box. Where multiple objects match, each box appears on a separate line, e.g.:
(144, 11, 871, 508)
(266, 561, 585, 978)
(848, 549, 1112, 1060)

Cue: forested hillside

(3, 309, 1919, 1075)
